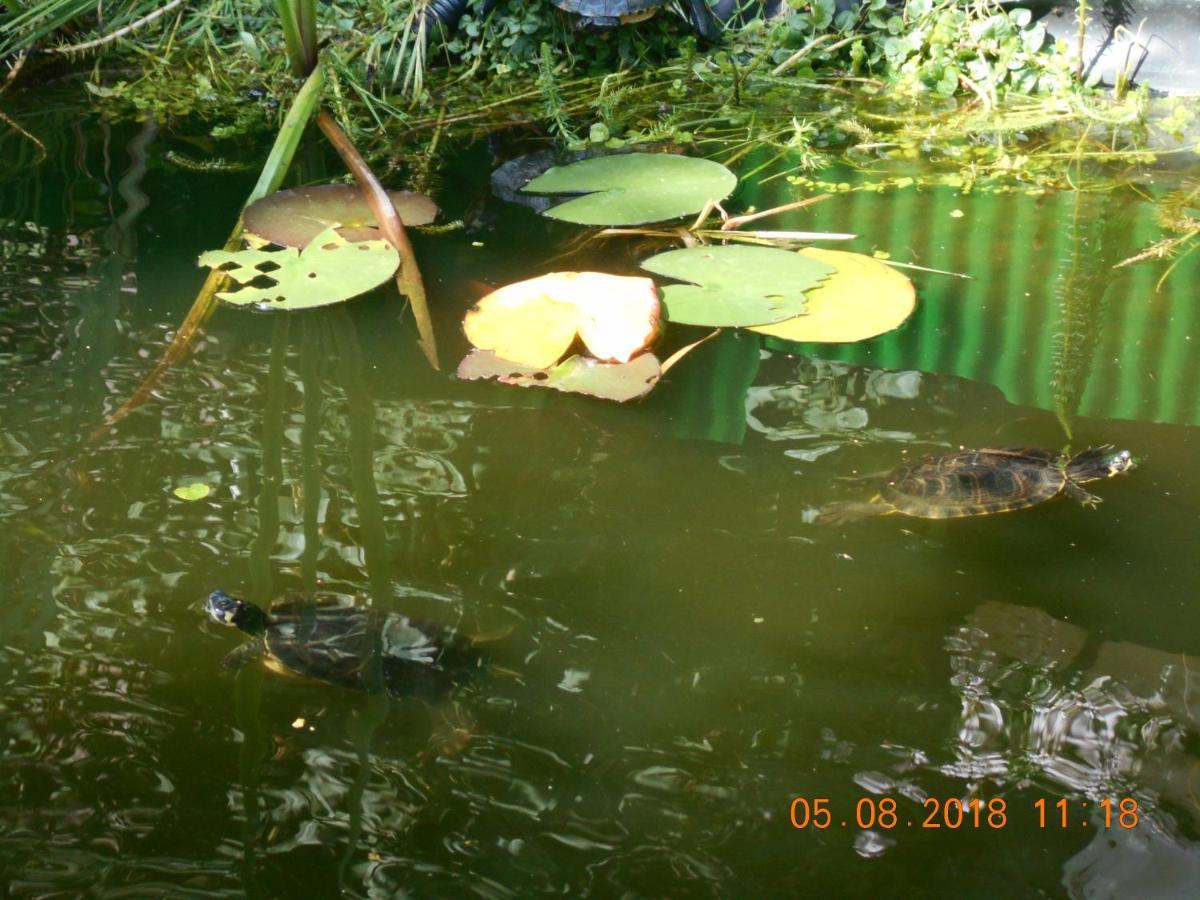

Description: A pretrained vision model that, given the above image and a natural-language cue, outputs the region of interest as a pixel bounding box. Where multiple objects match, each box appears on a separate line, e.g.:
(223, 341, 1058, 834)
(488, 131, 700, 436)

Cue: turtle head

(1067, 447, 1137, 483)
(205, 590, 267, 634)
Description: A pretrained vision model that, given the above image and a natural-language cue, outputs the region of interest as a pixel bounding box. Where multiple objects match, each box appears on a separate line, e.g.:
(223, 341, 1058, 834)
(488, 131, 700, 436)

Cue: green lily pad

(243, 184, 438, 247)
(457, 350, 661, 403)
(521, 153, 737, 226)
(200, 225, 399, 311)
(173, 483, 211, 501)
(640, 245, 836, 327)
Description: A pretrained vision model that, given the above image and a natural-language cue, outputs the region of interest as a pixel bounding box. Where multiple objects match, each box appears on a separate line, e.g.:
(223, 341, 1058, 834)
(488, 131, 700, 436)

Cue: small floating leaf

(522, 153, 737, 226)
(463, 272, 661, 369)
(458, 350, 661, 403)
(749, 248, 917, 343)
(641, 245, 835, 327)
(173, 483, 211, 501)
(244, 184, 438, 247)
(200, 225, 399, 311)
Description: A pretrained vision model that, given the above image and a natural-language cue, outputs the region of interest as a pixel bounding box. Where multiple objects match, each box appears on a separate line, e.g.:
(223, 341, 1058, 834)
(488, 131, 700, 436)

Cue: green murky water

(2, 112, 1199, 898)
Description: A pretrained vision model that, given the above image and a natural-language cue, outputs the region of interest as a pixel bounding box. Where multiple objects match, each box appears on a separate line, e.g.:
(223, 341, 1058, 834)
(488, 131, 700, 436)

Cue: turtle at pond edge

(816, 446, 1136, 524)
(422, 0, 724, 41)
(204, 590, 483, 699)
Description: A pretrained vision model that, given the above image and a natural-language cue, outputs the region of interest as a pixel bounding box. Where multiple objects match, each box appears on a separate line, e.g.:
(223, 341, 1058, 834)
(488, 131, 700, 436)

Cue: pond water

(2, 110, 1199, 897)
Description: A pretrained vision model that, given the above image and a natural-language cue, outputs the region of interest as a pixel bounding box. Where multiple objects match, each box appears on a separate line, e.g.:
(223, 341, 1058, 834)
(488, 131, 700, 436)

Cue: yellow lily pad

(173, 483, 211, 501)
(748, 248, 917, 343)
(463, 272, 661, 369)
(457, 350, 661, 403)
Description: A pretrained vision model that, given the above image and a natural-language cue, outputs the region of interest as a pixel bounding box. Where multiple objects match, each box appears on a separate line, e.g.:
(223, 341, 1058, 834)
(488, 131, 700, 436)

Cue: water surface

(2, 111, 1199, 897)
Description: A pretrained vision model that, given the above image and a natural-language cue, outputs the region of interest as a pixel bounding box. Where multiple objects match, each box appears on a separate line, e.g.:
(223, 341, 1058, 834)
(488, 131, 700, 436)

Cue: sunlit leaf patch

(173, 483, 211, 501)
(748, 248, 917, 343)
(463, 271, 661, 369)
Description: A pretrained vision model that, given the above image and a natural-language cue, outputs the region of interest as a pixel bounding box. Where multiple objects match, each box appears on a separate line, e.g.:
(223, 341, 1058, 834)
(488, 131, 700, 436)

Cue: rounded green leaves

(641, 245, 836, 327)
(521, 153, 737, 226)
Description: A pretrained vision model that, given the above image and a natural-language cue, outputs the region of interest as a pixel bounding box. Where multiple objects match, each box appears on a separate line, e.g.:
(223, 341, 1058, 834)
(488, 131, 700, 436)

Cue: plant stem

(275, 0, 316, 75)
(315, 108, 439, 370)
(89, 64, 327, 444)
(1075, 0, 1087, 82)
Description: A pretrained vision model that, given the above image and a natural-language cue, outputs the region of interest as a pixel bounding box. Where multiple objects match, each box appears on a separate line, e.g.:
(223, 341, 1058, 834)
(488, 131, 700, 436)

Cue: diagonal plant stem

(88, 64, 327, 444)
(315, 108, 439, 370)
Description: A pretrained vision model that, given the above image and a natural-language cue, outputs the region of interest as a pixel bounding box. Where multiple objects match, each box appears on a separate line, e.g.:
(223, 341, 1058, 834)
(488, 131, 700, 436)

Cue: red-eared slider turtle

(423, 0, 721, 39)
(817, 446, 1136, 524)
(204, 591, 482, 698)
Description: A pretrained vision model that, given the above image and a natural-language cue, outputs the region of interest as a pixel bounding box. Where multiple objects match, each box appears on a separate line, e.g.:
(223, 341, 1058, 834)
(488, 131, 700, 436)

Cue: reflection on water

(943, 601, 1200, 897)
(1, 112, 1199, 896)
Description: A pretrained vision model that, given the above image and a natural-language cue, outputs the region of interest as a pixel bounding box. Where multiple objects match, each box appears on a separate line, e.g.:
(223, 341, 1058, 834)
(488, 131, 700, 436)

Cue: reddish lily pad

(457, 350, 661, 403)
(244, 184, 438, 247)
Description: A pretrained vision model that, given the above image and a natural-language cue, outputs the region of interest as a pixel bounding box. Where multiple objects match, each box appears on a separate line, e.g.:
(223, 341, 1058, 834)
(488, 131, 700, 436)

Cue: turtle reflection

(746, 357, 1006, 462)
(945, 601, 1200, 897)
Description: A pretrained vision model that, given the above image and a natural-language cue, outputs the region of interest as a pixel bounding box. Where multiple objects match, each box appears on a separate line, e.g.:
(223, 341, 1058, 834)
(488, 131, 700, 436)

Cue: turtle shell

(263, 601, 478, 698)
(550, 0, 665, 19)
(881, 447, 1069, 518)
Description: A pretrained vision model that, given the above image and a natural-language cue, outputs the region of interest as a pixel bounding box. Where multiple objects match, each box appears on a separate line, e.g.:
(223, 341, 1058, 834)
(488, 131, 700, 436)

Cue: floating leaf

(173, 483, 211, 501)
(641, 245, 835, 327)
(522, 153, 737, 226)
(244, 184, 438, 247)
(749, 248, 917, 343)
(463, 272, 661, 369)
(200, 225, 399, 311)
(458, 350, 660, 403)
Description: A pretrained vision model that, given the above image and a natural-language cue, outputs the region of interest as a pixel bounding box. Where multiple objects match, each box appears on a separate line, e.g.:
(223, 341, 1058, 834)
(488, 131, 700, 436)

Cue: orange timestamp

(789, 796, 1141, 830)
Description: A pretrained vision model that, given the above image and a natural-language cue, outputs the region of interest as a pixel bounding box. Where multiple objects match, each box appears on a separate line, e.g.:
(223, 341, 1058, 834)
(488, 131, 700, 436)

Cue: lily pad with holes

(749, 248, 918, 343)
(640, 244, 835, 327)
(457, 350, 661, 403)
(521, 153, 737, 226)
(463, 272, 661, 369)
(243, 184, 438, 247)
(199, 225, 400, 310)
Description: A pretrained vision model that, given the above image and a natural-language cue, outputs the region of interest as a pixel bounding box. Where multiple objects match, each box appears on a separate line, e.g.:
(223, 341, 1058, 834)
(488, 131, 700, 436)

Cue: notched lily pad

(200, 225, 400, 310)
(521, 153, 737, 226)
(749, 248, 917, 343)
(244, 184, 438, 247)
(457, 350, 661, 403)
(641, 244, 835, 327)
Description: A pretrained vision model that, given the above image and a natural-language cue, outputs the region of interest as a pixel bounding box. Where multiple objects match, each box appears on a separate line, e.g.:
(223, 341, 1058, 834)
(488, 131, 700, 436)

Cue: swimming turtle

(817, 446, 1136, 524)
(204, 590, 482, 698)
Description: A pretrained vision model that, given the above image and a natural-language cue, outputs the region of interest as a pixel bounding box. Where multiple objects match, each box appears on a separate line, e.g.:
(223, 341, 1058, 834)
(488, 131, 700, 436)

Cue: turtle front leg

(1066, 481, 1102, 508)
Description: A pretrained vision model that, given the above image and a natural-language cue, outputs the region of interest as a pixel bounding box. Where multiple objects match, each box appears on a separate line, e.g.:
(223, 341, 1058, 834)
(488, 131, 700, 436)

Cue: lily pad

(640, 244, 835, 327)
(521, 153, 737, 226)
(457, 350, 661, 403)
(748, 248, 917, 343)
(173, 483, 211, 501)
(463, 271, 661, 369)
(200, 225, 400, 310)
(243, 184, 438, 247)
